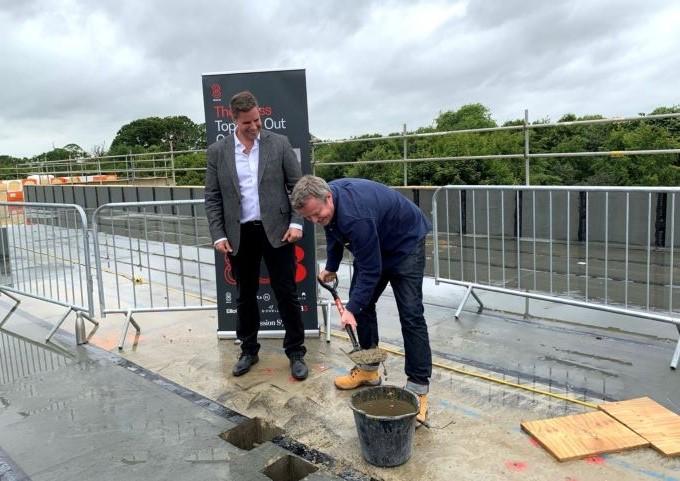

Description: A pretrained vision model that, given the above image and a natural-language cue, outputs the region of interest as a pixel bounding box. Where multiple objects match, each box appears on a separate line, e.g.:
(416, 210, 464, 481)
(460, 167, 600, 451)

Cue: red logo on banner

(295, 245, 307, 283)
(210, 83, 222, 99)
(223, 253, 236, 285)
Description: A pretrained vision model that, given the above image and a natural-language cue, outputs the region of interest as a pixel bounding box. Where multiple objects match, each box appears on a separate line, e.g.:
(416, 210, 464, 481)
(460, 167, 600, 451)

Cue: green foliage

(174, 152, 206, 186)
(5, 103, 680, 187)
(314, 104, 680, 187)
(109, 116, 203, 154)
(435, 103, 496, 131)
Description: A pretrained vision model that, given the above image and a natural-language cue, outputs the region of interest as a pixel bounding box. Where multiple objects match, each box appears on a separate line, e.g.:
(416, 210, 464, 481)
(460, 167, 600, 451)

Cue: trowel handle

(345, 324, 360, 350)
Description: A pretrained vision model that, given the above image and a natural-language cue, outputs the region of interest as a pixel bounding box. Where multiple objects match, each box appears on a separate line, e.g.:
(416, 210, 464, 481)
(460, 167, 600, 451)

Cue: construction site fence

(0, 202, 97, 343)
(92, 200, 216, 349)
(5, 111, 680, 187)
(2, 194, 679, 366)
(431, 185, 680, 369)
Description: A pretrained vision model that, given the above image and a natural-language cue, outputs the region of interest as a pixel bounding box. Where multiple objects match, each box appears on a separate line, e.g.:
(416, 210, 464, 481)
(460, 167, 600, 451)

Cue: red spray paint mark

(313, 364, 330, 373)
(262, 368, 274, 375)
(504, 460, 528, 472)
(528, 437, 540, 447)
(585, 456, 605, 465)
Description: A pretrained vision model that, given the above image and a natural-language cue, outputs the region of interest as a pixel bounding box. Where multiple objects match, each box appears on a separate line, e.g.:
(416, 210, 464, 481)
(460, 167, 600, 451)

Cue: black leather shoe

(290, 355, 308, 380)
(232, 353, 258, 376)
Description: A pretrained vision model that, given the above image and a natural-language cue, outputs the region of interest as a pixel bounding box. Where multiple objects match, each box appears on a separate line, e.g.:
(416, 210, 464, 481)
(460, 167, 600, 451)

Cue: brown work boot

(334, 366, 381, 390)
(416, 393, 428, 424)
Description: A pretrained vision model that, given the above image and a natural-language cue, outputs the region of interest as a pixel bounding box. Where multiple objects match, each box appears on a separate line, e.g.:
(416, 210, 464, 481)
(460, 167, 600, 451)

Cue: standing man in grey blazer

(204, 90, 308, 380)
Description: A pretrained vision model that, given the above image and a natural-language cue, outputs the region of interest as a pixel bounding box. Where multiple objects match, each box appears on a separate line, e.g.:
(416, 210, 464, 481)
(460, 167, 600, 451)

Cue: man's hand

(340, 308, 357, 329)
(318, 270, 337, 284)
(214, 239, 233, 254)
(282, 227, 303, 243)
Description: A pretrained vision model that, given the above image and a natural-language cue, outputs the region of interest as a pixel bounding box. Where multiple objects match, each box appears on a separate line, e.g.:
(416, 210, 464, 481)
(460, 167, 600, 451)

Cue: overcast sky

(1, 0, 678, 158)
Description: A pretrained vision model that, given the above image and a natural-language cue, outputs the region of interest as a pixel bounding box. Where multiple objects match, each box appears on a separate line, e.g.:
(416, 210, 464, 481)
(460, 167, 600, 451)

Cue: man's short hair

(230, 91, 258, 120)
(291, 175, 331, 210)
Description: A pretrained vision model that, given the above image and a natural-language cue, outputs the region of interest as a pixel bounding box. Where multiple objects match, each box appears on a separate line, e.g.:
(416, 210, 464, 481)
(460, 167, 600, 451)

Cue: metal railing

(4, 111, 678, 187)
(1, 149, 201, 184)
(0, 202, 98, 343)
(432, 186, 680, 369)
(92, 200, 216, 349)
(312, 111, 680, 185)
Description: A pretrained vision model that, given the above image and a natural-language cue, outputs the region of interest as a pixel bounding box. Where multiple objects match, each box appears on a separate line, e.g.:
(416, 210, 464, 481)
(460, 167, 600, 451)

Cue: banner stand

(202, 68, 318, 338)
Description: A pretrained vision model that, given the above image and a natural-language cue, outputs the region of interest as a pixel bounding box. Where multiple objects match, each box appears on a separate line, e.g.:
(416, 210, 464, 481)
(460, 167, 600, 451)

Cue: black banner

(201, 69, 318, 338)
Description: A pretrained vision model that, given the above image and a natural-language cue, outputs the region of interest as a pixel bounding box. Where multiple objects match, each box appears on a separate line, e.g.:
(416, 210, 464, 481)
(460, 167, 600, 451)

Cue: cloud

(0, 0, 678, 157)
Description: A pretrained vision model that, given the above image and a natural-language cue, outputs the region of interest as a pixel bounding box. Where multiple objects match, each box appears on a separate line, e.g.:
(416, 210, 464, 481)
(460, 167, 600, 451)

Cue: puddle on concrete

(262, 454, 318, 481)
(0, 329, 72, 384)
(219, 417, 284, 451)
(353, 398, 416, 417)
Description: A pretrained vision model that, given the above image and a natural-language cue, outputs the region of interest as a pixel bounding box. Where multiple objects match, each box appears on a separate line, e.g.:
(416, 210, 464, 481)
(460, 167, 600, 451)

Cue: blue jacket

(324, 178, 431, 314)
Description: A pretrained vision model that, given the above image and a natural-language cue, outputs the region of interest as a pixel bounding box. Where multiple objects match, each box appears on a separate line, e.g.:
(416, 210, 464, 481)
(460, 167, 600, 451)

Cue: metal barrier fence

(432, 186, 680, 369)
(0, 202, 97, 343)
(92, 200, 332, 349)
(92, 200, 216, 349)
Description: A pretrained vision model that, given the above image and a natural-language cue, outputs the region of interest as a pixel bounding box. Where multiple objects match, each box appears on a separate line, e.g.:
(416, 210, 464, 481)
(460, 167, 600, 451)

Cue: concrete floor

(1, 266, 679, 480)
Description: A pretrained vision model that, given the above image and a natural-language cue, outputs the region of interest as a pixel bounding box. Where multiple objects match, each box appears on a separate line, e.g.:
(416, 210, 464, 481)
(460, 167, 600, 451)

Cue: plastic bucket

(349, 386, 419, 467)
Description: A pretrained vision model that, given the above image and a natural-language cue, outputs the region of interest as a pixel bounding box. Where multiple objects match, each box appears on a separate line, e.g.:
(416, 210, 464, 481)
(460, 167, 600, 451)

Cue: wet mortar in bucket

(349, 386, 419, 468)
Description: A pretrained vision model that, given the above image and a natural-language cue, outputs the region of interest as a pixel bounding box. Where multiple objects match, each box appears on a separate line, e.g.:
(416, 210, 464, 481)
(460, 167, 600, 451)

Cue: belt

(243, 220, 263, 226)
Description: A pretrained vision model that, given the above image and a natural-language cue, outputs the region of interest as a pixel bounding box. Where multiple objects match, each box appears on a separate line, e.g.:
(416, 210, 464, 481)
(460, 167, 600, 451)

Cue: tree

(174, 152, 207, 186)
(109, 116, 203, 154)
(435, 103, 497, 131)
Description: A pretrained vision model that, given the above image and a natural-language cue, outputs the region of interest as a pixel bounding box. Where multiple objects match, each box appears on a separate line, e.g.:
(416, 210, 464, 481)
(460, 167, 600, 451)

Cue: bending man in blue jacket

(291, 175, 432, 424)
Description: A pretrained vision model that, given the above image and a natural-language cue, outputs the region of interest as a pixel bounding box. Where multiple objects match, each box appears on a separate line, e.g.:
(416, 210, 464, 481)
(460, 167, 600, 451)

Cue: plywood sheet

(521, 411, 649, 461)
(599, 397, 680, 457)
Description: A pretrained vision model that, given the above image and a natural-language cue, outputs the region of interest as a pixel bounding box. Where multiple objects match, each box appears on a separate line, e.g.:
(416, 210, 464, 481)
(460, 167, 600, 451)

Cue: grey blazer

(204, 130, 303, 255)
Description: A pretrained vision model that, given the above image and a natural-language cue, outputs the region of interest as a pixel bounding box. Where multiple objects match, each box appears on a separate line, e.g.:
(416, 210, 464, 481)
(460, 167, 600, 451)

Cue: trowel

(317, 277, 387, 365)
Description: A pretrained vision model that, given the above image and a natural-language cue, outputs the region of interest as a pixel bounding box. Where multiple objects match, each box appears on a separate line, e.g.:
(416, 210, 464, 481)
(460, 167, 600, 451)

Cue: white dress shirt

(234, 132, 261, 223)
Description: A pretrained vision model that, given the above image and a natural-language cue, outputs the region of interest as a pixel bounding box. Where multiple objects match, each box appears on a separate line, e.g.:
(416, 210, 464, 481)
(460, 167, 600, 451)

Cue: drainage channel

(115, 358, 382, 481)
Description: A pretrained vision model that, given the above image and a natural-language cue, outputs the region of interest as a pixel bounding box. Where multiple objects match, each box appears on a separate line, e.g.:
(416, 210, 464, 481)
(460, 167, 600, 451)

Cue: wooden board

(599, 397, 680, 457)
(521, 411, 649, 461)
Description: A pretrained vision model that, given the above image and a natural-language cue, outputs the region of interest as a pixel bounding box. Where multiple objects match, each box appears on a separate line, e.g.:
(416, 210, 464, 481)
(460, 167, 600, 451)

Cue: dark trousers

(228, 222, 306, 358)
(351, 239, 432, 385)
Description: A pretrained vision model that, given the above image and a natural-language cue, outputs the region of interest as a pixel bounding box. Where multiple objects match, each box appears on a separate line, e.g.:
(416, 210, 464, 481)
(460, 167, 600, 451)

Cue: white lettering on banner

(214, 120, 236, 134)
(264, 117, 287, 130)
(225, 309, 237, 314)
(213, 119, 287, 143)
(260, 319, 283, 327)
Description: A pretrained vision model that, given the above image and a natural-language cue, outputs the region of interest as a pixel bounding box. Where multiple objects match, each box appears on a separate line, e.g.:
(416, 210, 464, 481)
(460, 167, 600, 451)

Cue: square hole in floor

(220, 417, 284, 451)
(262, 454, 318, 481)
